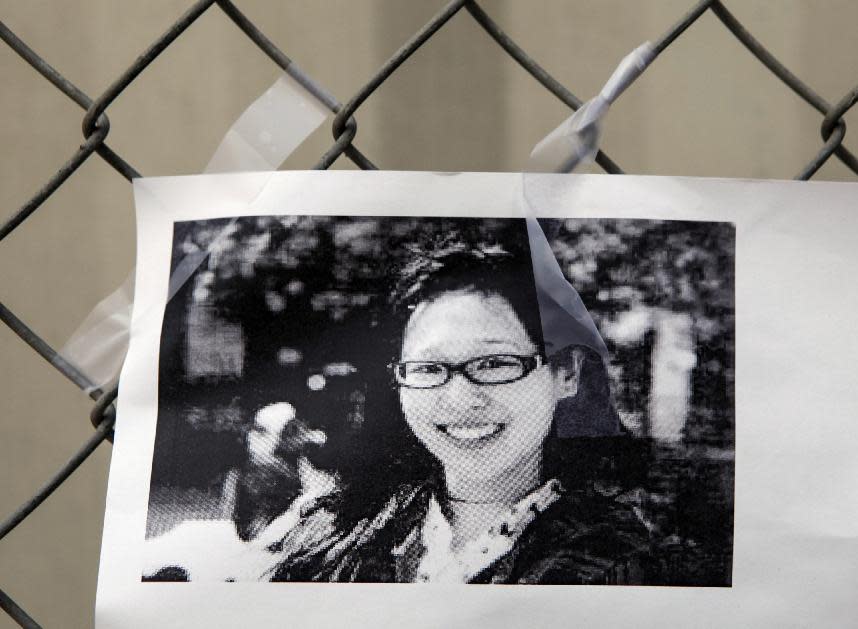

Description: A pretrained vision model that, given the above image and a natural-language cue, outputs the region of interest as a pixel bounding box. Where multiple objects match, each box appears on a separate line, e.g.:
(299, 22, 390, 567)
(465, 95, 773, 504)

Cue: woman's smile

(434, 421, 506, 444)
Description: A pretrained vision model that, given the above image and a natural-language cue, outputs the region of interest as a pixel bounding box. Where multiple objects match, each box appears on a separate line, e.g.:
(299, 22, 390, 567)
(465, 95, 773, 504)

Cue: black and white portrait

(142, 214, 734, 586)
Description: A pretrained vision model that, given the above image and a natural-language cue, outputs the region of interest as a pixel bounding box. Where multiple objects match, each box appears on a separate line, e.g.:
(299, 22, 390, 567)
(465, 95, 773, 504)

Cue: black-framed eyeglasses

(391, 354, 543, 389)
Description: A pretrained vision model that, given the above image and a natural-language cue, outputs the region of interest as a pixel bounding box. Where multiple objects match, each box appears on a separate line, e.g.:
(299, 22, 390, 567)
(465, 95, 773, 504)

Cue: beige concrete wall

(1, 1, 855, 626)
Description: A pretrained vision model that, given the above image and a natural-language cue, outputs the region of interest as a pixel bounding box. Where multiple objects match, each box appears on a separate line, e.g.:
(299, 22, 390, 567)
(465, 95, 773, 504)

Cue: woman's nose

(440, 373, 489, 408)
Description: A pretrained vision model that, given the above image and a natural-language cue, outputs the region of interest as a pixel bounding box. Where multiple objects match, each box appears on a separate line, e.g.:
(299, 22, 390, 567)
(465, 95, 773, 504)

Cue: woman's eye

(410, 363, 444, 375)
(475, 356, 518, 370)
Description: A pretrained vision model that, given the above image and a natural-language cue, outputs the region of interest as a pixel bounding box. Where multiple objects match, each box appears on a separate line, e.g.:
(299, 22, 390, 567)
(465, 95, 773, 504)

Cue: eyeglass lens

(395, 355, 532, 388)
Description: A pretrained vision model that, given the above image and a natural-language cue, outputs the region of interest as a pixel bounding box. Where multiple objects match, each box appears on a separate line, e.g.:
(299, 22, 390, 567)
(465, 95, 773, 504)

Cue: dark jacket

(272, 482, 657, 584)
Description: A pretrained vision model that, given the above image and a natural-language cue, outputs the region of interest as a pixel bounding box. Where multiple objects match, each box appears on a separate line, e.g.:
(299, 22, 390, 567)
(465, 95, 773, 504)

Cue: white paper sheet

(97, 171, 858, 628)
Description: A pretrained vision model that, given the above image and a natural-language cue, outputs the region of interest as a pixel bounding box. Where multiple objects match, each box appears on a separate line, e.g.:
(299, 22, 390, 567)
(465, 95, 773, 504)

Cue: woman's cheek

(496, 373, 556, 419)
(400, 390, 425, 420)
(400, 391, 438, 434)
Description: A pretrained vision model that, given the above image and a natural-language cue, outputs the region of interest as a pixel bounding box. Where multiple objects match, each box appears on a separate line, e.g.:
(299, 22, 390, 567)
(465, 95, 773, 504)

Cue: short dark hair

(390, 235, 545, 356)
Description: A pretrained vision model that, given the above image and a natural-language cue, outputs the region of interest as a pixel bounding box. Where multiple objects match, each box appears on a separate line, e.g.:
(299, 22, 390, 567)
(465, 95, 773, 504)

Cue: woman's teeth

(441, 424, 503, 440)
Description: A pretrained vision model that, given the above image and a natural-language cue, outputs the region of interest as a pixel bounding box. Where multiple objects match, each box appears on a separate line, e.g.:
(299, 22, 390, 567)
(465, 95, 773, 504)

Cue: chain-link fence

(1, 1, 856, 626)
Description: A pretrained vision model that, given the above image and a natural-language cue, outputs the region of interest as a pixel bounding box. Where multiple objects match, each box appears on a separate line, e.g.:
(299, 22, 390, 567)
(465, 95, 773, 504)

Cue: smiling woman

(143, 215, 732, 586)
(269, 234, 655, 584)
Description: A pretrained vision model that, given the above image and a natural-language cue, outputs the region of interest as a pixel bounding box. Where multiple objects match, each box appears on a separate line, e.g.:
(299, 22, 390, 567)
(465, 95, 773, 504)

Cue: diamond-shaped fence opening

(1, 1, 856, 626)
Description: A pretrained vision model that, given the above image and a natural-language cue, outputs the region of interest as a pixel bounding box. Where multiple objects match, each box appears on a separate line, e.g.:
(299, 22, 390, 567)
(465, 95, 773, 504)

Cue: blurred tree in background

(548, 218, 734, 449)
(150, 216, 528, 533)
(154, 213, 735, 480)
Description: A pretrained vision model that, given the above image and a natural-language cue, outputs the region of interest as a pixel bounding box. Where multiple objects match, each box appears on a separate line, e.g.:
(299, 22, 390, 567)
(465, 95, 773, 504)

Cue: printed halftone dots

(404, 384, 560, 499)
(254, 402, 296, 433)
(398, 286, 572, 504)
(248, 403, 326, 466)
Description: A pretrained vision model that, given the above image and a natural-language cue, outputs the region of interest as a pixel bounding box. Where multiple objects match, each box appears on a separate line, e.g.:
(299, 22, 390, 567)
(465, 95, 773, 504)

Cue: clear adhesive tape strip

(61, 71, 330, 394)
(61, 272, 135, 396)
(528, 42, 655, 174)
(205, 72, 329, 173)
(522, 42, 656, 360)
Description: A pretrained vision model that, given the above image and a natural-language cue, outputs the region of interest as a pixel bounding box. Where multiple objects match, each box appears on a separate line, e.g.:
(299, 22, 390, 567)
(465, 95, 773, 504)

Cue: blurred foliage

(548, 219, 734, 343)
(547, 219, 735, 448)
(154, 215, 734, 481)
(154, 216, 528, 488)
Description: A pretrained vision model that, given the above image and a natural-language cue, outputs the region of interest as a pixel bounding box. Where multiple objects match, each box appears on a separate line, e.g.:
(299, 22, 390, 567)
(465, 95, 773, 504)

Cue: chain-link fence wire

(1, 0, 856, 626)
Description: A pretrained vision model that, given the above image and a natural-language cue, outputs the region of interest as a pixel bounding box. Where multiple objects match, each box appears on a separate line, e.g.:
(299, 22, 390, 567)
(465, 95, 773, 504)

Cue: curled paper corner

(520, 199, 616, 439)
(519, 184, 612, 365)
(524, 217, 609, 361)
(528, 41, 655, 174)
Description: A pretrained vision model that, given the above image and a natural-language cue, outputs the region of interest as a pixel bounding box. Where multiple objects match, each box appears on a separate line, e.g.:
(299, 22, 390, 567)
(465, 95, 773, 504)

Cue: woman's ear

(551, 347, 585, 399)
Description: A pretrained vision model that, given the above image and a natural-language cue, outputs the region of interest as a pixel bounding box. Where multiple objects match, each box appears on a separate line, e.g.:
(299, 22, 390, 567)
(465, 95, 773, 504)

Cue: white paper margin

(96, 171, 858, 629)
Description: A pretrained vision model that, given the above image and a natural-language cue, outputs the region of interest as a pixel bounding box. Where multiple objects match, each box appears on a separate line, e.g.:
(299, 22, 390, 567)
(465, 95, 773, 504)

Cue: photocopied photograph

(142, 213, 734, 586)
(96, 171, 857, 629)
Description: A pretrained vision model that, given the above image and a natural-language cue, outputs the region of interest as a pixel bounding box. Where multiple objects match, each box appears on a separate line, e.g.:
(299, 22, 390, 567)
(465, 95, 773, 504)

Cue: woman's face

(398, 290, 569, 485)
